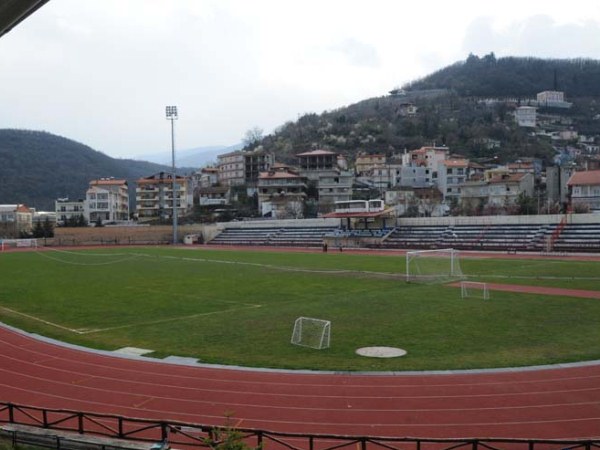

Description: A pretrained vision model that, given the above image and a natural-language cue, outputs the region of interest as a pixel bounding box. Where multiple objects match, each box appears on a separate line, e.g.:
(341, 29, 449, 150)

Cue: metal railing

(1, 402, 600, 450)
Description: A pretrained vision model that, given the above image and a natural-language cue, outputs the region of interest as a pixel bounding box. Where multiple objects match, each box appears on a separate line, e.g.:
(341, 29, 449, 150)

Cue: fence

(2, 402, 600, 450)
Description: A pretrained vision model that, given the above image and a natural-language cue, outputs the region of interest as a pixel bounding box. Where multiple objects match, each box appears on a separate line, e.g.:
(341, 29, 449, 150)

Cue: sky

(1, 0, 600, 159)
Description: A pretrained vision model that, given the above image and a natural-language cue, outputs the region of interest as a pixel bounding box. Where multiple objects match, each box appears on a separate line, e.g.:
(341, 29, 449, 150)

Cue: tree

(516, 192, 537, 215)
(42, 217, 54, 237)
(242, 127, 264, 149)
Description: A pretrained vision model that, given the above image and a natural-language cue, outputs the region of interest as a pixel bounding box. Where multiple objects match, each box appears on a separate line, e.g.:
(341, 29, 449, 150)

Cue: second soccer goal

(291, 317, 331, 349)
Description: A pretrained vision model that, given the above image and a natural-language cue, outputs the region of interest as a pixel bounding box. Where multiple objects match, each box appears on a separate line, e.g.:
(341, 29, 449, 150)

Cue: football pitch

(1, 246, 600, 371)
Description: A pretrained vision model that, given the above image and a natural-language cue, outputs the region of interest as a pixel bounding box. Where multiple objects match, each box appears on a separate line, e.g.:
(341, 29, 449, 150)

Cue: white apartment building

(515, 106, 537, 128)
(438, 159, 470, 200)
(85, 179, 129, 224)
(55, 198, 85, 225)
(0, 204, 33, 237)
(135, 172, 192, 222)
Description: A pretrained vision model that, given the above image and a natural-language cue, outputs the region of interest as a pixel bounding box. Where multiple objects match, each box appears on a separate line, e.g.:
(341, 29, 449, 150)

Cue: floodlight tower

(165, 105, 178, 244)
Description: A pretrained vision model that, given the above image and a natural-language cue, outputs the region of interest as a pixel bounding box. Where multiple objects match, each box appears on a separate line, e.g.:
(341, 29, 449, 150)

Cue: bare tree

(243, 127, 264, 148)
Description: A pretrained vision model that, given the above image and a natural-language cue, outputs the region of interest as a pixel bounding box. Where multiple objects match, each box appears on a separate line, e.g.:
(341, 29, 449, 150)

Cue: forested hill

(250, 55, 600, 165)
(0, 129, 172, 210)
(402, 54, 600, 97)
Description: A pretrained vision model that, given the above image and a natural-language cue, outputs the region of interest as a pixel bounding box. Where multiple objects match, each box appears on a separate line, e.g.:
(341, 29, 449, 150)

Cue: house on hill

(567, 170, 600, 212)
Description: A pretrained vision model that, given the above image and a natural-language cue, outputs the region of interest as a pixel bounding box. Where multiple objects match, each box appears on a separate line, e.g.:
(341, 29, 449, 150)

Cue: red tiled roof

(567, 170, 600, 186)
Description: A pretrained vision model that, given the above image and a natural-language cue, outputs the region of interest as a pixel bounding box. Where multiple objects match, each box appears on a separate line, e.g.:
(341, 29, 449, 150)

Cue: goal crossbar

(460, 281, 490, 300)
(406, 248, 463, 283)
(291, 317, 331, 349)
(0, 239, 38, 251)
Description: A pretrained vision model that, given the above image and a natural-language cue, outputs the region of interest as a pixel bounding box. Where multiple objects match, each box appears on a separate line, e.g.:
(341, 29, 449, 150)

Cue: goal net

(0, 239, 38, 251)
(461, 281, 489, 300)
(405, 248, 463, 283)
(291, 317, 331, 349)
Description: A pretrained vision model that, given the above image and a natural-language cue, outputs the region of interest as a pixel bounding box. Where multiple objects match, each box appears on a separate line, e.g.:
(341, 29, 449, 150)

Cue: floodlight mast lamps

(165, 106, 178, 245)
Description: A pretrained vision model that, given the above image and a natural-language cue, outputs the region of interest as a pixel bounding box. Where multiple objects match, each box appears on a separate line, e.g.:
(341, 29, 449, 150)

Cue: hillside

(251, 55, 600, 165)
(403, 54, 600, 97)
(0, 129, 174, 210)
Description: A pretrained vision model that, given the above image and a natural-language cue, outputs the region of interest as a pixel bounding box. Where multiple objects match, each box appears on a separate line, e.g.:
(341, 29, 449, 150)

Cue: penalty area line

(0, 306, 88, 334)
(77, 304, 263, 335)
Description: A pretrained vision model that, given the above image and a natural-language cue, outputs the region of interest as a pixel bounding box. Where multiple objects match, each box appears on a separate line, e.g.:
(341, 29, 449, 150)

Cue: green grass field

(1, 247, 600, 371)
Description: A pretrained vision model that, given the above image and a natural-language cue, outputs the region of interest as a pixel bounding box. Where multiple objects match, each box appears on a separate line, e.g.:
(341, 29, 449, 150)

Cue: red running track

(2, 324, 600, 440)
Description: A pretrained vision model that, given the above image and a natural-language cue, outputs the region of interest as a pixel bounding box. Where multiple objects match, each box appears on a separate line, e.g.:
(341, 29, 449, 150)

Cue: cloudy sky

(1, 0, 600, 159)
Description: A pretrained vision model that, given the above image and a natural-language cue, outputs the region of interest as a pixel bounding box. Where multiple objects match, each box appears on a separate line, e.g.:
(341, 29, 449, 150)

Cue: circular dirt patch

(356, 346, 407, 358)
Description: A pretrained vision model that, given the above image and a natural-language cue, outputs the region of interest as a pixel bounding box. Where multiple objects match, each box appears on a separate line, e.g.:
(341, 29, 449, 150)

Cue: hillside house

(567, 170, 600, 212)
(257, 164, 307, 219)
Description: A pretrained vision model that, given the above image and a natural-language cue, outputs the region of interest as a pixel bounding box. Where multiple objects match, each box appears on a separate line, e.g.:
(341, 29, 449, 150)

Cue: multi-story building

(55, 198, 85, 225)
(196, 186, 230, 207)
(217, 149, 274, 187)
(536, 90, 571, 108)
(0, 204, 32, 237)
(135, 172, 192, 222)
(257, 164, 307, 219)
(567, 170, 600, 211)
(314, 170, 353, 213)
(488, 173, 535, 207)
(297, 150, 353, 212)
(217, 151, 245, 187)
(515, 106, 537, 128)
(438, 159, 470, 200)
(85, 178, 129, 224)
(297, 149, 337, 174)
(355, 153, 387, 176)
(401, 146, 448, 171)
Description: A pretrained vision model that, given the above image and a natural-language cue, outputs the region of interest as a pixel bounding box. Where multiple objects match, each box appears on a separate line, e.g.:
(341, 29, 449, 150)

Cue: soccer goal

(0, 239, 38, 251)
(291, 317, 331, 349)
(460, 281, 490, 300)
(405, 248, 463, 283)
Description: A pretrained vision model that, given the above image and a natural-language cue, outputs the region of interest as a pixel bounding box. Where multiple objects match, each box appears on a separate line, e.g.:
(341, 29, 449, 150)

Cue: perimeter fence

(1, 402, 599, 450)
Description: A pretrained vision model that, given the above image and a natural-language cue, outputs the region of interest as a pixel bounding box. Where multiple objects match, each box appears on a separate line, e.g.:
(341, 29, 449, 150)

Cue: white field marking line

(43, 248, 132, 257)
(126, 286, 261, 308)
(0, 306, 87, 334)
(132, 252, 401, 278)
(4, 332, 600, 389)
(3, 382, 600, 429)
(4, 366, 600, 412)
(35, 250, 140, 266)
(77, 304, 262, 335)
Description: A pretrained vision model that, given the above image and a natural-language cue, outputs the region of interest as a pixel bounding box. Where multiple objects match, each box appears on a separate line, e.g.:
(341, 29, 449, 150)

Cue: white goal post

(461, 281, 490, 300)
(0, 239, 38, 251)
(405, 248, 463, 283)
(291, 317, 331, 349)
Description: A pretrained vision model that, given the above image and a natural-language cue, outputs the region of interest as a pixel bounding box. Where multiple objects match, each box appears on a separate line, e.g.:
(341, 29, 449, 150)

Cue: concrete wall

(54, 225, 207, 246)
(217, 218, 342, 230)
(397, 213, 600, 227)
